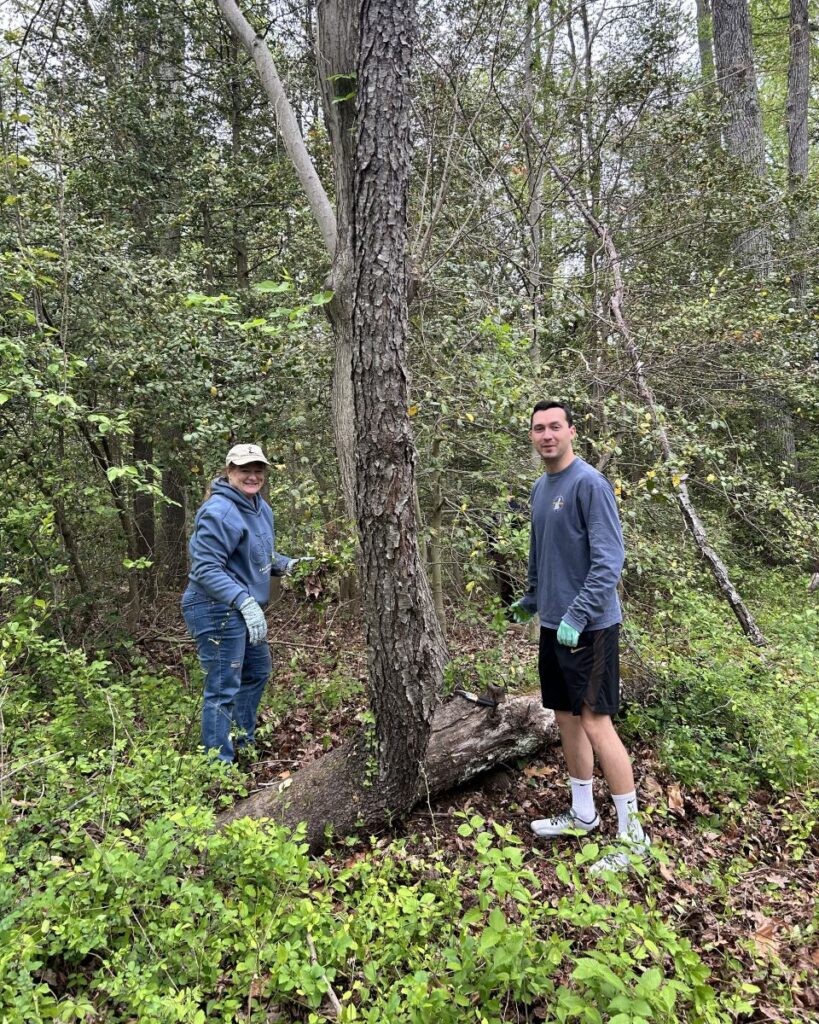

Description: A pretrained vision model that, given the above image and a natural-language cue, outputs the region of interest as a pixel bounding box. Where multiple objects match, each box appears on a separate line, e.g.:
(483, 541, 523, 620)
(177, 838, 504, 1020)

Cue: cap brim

(227, 455, 270, 467)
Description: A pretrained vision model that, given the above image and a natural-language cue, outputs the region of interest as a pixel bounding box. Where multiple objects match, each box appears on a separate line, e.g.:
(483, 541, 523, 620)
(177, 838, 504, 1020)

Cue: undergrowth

(621, 570, 819, 841)
(1, 580, 815, 1022)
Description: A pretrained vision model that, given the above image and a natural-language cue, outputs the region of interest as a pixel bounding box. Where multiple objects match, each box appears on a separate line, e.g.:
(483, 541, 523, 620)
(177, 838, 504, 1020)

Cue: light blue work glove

(286, 556, 315, 575)
(556, 619, 580, 647)
(239, 597, 267, 646)
(507, 599, 535, 624)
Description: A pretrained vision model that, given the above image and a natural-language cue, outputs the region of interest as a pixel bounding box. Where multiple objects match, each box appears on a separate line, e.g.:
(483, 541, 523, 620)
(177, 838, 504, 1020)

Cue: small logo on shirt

(552, 495, 564, 511)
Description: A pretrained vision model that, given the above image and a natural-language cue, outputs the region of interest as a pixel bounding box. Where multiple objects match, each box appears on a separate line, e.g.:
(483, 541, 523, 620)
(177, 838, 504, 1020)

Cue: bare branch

(215, 0, 337, 257)
(546, 155, 768, 647)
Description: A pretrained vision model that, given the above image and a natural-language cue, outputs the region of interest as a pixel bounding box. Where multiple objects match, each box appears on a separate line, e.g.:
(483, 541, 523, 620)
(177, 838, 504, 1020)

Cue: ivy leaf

(254, 280, 293, 294)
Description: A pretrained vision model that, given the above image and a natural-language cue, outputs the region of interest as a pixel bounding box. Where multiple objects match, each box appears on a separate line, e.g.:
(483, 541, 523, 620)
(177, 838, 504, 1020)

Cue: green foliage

(1, 2, 818, 1019)
(0, 611, 765, 1024)
(623, 569, 819, 803)
(2, 778, 740, 1024)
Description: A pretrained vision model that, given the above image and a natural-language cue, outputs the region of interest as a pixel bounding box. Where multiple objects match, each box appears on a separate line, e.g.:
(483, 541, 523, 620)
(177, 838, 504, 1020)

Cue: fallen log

(217, 693, 557, 850)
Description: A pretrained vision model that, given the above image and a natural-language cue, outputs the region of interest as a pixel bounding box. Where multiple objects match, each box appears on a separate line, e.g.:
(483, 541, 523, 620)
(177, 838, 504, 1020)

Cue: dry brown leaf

(523, 764, 552, 778)
(752, 916, 780, 958)
(658, 862, 675, 883)
(667, 784, 685, 818)
(249, 975, 266, 999)
(755, 1005, 787, 1023)
(642, 775, 664, 801)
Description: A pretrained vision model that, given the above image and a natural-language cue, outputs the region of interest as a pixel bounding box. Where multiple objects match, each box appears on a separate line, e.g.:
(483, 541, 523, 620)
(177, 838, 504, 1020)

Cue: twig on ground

(306, 933, 343, 1017)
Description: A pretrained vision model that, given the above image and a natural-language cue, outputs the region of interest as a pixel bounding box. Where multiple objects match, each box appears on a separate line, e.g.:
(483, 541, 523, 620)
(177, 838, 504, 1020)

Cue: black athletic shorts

(538, 624, 620, 716)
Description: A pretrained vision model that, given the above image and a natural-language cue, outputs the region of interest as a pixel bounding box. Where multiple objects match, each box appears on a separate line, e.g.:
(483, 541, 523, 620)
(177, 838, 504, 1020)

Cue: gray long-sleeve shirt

(520, 456, 624, 632)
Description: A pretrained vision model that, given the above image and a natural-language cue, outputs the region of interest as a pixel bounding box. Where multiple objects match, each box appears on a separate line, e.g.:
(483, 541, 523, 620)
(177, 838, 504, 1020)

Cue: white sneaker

(530, 808, 600, 838)
(589, 833, 652, 876)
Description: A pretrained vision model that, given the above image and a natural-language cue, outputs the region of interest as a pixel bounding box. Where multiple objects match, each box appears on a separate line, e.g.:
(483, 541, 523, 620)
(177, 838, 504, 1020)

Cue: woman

(182, 443, 295, 762)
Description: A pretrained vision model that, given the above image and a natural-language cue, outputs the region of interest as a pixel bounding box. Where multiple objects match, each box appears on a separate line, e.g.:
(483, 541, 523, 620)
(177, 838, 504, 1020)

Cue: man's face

(529, 407, 576, 470)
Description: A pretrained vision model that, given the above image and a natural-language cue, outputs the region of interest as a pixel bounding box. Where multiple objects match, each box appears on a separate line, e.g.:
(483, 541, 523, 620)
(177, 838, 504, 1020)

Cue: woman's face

(227, 461, 268, 499)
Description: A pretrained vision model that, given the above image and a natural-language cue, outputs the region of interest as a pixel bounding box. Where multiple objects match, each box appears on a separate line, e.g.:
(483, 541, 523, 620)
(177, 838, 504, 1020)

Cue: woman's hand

(239, 598, 268, 645)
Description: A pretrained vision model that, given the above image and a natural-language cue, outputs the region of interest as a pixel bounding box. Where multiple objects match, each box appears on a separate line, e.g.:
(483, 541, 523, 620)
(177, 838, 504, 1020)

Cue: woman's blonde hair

(202, 469, 228, 502)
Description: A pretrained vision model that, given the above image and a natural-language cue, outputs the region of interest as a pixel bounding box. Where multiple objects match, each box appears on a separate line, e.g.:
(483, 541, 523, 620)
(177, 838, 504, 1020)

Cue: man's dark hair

(530, 400, 574, 428)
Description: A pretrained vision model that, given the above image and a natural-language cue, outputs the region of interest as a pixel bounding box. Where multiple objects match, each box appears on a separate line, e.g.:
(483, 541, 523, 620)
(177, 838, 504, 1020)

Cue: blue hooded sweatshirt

(184, 478, 291, 608)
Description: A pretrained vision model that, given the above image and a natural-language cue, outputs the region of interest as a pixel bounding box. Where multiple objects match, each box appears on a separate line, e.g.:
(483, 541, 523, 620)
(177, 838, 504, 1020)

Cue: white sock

(569, 776, 596, 823)
(612, 791, 645, 841)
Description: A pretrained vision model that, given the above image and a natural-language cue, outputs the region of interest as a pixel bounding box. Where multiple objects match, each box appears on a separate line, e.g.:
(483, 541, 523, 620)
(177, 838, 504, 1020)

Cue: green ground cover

(1, 570, 817, 1023)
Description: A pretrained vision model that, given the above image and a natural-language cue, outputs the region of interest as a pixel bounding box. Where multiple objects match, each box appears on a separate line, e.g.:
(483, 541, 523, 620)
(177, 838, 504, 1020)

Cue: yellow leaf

(465, 412, 474, 422)
(671, 474, 681, 488)
(209, 385, 218, 397)
(465, 581, 476, 593)
(408, 404, 418, 417)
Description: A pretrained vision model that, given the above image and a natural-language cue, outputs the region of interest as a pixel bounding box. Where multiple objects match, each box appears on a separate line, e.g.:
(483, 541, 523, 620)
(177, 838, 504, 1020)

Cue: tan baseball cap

(225, 443, 270, 467)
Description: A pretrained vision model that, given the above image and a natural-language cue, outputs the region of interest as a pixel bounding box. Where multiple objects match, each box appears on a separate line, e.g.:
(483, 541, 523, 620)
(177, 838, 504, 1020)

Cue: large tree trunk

(786, 0, 810, 306)
(217, 695, 557, 848)
(350, 0, 446, 811)
(522, 0, 544, 368)
(316, 0, 358, 524)
(216, 0, 447, 828)
(711, 0, 771, 273)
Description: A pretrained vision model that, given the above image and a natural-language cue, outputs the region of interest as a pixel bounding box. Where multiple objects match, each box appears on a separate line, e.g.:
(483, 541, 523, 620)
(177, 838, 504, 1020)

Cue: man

(512, 400, 649, 874)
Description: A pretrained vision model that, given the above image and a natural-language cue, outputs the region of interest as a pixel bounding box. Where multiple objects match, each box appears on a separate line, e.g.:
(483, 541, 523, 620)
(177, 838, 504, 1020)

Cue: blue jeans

(181, 591, 272, 762)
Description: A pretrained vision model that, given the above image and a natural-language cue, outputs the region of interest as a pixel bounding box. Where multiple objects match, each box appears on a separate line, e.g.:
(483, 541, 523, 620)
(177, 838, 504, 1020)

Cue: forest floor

(144, 597, 819, 1022)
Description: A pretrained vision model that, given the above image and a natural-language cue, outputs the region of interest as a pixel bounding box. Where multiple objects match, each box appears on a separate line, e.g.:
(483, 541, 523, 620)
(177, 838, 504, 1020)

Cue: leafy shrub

(622, 569, 819, 800)
(2, 812, 746, 1024)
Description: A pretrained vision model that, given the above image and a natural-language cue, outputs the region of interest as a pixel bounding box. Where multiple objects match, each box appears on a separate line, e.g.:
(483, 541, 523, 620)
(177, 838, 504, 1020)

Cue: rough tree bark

(216, 0, 460, 837)
(547, 156, 768, 647)
(711, 0, 771, 274)
(786, 0, 810, 306)
(350, 0, 446, 810)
